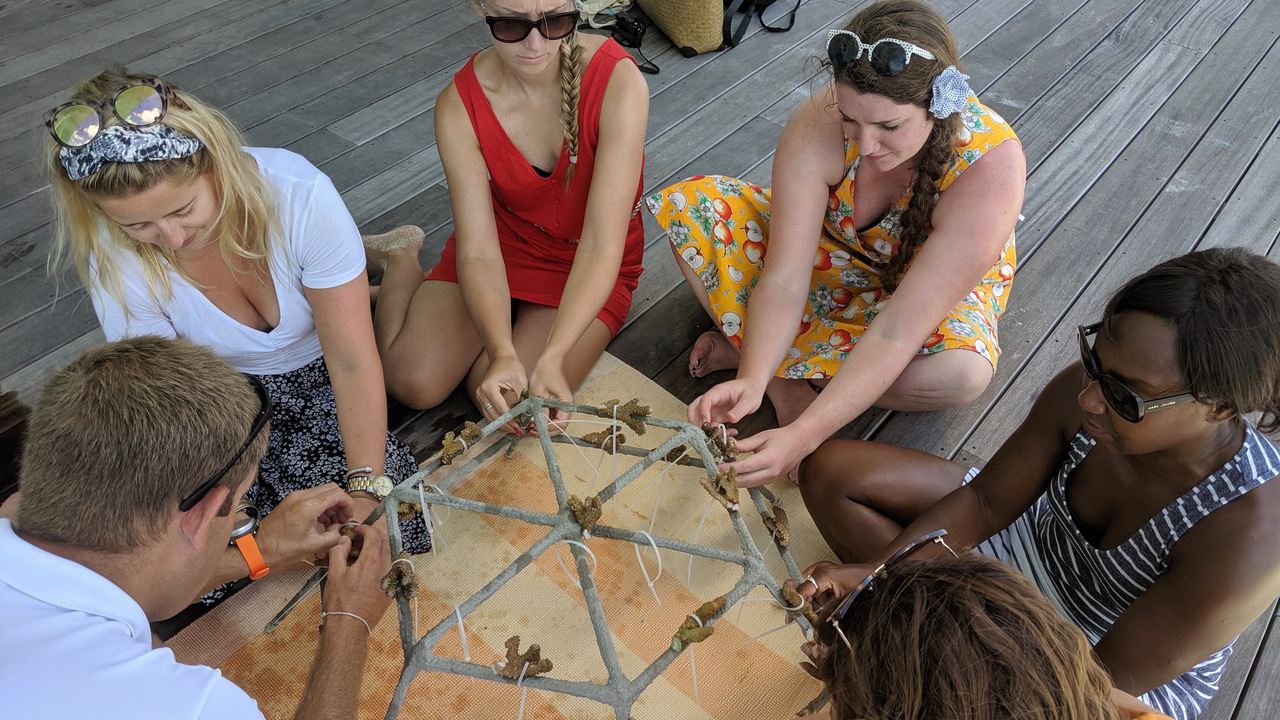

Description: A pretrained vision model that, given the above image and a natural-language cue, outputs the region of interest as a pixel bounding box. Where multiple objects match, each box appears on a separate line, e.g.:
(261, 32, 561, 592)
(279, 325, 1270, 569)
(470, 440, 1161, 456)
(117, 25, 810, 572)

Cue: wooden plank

(958, 0, 1092, 89)
(1230, 608, 1280, 719)
(0, 288, 97, 378)
(873, 0, 1267, 454)
(0, 0, 240, 85)
(0, 0, 169, 58)
(0, 328, 104, 406)
(945, 21, 1280, 460)
(3, 225, 51, 274)
(0, 267, 61, 331)
(1198, 126, 1280, 251)
(0, 0, 356, 154)
(1199, 602, 1277, 720)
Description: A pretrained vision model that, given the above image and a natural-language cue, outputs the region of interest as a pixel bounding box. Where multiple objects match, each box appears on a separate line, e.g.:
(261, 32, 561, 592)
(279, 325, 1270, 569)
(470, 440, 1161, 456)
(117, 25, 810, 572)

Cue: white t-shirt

(0, 519, 265, 719)
(87, 147, 366, 375)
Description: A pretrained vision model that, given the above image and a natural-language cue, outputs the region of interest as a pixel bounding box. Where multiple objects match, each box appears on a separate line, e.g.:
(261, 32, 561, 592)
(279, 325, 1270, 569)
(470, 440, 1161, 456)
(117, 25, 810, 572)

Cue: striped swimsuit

(974, 423, 1280, 720)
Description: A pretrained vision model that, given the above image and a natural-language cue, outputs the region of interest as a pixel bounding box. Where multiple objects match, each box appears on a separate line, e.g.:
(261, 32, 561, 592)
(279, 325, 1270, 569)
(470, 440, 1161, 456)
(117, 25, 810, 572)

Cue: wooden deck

(1, 0, 1278, 715)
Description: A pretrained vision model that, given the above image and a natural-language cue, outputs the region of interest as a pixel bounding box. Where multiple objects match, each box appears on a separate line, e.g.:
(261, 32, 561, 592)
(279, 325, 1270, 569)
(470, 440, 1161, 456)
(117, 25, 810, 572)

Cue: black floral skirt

(203, 356, 430, 604)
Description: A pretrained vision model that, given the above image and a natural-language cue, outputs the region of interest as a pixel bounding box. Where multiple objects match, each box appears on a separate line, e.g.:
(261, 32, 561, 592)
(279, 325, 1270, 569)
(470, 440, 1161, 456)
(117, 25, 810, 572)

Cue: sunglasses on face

(483, 8, 578, 43)
(825, 29, 936, 77)
(1077, 322, 1197, 423)
(44, 79, 178, 148)
(179, 375, 273, 512)
(818, 529, 957, 651)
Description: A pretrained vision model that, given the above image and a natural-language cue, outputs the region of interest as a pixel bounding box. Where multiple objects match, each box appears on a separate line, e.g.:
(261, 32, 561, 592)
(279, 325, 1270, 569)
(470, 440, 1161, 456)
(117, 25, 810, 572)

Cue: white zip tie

(419, 482, 442, 555)
(632, 530, 663, 605)
(647, 447, 689, 535)
(610, 403, 618, 484)
(453, 604, 472, 662)
(554, 539, 599, 588)
(718, 423, 729, 446)
(515, 660, 531, 720)
(547, 418, 610, 487)
(687, 500, 714, 583)
(686, 613, 703, 704)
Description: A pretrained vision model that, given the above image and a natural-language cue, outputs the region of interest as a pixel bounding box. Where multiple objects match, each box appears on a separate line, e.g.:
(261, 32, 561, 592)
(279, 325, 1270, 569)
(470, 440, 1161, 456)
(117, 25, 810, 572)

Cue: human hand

(799, 637, 831, 682)
(729, 424, 820, 487)
(529, 357, 573, 432)
(322, 523, 393, 630)
(257, 483, 354, 570)
(798, 560, 872, 607)
(477, 353, 528, 435)
(687, 377, 765, 426)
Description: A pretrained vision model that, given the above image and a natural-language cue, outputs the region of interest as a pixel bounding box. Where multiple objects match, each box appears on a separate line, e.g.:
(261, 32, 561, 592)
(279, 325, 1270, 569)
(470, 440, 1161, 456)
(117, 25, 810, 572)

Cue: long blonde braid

(558, 26, 584, 183)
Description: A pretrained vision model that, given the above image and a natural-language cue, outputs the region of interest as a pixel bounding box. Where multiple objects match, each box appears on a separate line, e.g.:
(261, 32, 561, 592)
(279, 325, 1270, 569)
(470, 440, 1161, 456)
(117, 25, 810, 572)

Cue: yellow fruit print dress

(645, 97, 1019, 380)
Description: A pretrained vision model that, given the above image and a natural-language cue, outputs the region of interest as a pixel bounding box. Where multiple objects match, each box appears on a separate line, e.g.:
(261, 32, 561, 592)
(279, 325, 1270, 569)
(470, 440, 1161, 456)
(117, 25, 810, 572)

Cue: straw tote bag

(637, 0, 800, 57)
(635, 0, 724, 57)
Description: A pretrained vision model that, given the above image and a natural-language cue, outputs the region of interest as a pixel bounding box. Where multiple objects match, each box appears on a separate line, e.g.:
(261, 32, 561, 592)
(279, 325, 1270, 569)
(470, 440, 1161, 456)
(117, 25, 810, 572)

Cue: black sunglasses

(178, 375, 273, 512)
(825, 29, 936, 77)
(44, 79, 178, 149)
(818, 529, 957, 650)
(1077, 323, 1197, 423)
(484, 10, 578, 43)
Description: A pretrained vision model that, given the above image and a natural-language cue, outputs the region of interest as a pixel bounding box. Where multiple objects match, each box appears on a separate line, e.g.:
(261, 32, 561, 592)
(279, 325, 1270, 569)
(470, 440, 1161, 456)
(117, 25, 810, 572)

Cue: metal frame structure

(362, 396, 807, 719)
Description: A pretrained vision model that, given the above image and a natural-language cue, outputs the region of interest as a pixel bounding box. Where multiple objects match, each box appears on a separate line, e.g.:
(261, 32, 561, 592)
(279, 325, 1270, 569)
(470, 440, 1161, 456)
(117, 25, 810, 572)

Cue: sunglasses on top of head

(1077, 322, 1197, 423)
(44, 78, 183, 149)
(825, 29, 936, 77)
(817, 529, 957, 651)
(482, 4, 578, 43)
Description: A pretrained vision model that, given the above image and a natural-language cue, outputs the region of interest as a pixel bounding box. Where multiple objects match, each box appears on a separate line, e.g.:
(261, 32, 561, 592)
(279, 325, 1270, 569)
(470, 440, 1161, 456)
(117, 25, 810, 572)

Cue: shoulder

(435, 79, 478, 146)
(777, 84, 848, 184)
(243, 147, 322, 185)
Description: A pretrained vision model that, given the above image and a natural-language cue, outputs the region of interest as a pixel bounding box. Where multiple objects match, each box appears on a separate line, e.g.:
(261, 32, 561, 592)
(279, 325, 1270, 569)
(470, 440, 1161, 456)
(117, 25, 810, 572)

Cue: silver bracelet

(320, 610, 371, 634)
(344, 466, 374, 481)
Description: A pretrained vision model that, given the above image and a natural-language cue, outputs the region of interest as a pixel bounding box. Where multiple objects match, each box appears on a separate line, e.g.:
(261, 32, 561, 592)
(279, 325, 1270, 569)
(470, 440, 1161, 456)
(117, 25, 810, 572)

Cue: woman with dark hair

(646, 0, 1024, 485)
(799, 247, 1280, 719)
(808, 552, 1169, 720)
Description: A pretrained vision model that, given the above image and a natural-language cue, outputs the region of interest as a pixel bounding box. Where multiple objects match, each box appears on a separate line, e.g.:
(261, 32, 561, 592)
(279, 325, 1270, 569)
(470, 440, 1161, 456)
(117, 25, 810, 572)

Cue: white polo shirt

(0, 519, 264, 718)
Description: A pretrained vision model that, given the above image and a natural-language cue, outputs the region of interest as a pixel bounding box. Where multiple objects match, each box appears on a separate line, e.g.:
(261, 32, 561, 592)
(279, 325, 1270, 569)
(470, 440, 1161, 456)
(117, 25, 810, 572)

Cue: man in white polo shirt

(0, 337, 394, 718)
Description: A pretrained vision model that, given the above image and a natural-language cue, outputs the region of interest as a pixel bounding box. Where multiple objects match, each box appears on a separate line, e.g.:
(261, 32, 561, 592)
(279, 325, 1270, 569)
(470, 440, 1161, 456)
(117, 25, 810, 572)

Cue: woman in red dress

(369, 2, 648, 425)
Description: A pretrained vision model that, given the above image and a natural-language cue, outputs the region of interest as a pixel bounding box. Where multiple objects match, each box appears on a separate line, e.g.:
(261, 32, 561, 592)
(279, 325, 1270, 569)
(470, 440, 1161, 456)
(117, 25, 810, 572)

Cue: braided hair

(826, 0, 963, 292)
(557, 22, 584, 184)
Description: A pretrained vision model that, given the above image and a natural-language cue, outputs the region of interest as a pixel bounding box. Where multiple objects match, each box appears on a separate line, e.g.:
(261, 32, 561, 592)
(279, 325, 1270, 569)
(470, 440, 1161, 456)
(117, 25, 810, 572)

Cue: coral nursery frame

(365, 396, 812, 719)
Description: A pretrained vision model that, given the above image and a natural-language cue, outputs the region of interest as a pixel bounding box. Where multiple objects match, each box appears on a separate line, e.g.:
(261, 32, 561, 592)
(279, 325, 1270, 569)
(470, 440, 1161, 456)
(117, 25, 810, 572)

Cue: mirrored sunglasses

(1077, 322, 1197, 423)
(44, 80, 173, 148)
(825, 29, 936, 77)
(485, 11, 578, 43)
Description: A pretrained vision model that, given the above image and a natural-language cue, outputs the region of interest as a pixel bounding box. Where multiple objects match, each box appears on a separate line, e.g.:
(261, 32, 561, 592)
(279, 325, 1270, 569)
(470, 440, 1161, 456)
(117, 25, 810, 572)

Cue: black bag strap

(757, 0, 800, 33)
(723, 0, 800, 47)
(723, 0, 754, 48)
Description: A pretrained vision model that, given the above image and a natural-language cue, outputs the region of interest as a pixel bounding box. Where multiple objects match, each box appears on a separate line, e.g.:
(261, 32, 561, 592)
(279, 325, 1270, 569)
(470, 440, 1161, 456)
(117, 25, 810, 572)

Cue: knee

(891, 354, 992, 410)
(385, 364, 455, 411)
(799, 440, 869, 507)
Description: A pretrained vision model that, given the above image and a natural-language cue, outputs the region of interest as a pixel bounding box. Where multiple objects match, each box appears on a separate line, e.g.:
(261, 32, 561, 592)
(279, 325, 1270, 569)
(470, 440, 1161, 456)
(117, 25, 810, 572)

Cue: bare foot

(363, 225, 425, 272)
(689, 331, 740, 378)
(765, 377, 819, 427)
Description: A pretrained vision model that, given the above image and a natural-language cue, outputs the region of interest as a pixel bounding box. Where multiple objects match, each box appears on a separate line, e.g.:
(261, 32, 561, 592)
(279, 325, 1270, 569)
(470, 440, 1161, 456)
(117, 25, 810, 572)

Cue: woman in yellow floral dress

(645, 0, 1025, 486)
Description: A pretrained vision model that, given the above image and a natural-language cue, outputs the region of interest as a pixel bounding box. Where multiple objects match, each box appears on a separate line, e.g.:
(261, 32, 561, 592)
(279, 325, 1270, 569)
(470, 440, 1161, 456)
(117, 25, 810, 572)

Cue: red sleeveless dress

(425, 38, 646, 335)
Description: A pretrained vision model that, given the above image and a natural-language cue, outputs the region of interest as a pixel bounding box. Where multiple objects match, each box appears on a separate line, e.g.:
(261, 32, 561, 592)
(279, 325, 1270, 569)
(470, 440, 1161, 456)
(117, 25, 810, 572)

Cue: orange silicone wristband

(234, 534, 270, 581)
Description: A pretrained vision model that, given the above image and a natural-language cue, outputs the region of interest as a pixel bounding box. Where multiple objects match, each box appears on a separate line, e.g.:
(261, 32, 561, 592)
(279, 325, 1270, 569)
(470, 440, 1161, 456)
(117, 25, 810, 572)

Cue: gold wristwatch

(348, 474, 394, 499)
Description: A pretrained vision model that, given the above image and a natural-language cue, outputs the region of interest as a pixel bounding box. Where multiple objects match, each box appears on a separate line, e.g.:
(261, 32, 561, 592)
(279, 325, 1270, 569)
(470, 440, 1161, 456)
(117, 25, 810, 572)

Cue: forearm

(200, 546, 253, 594)
(736, 276, 811, 390)
(542, 238, 623, 361)
(873, 483, 998, 563)
(327, 354, 390, 475)
(458, 255, 517, 358)
(294, 618, 370, 720)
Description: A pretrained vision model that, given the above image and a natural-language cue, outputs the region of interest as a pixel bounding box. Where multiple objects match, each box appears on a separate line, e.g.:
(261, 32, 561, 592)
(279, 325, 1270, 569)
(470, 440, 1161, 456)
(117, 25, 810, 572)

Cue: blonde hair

(18, 336, 268, 553)
(558, 23, 584, 183)
(46, 68, 278, 313)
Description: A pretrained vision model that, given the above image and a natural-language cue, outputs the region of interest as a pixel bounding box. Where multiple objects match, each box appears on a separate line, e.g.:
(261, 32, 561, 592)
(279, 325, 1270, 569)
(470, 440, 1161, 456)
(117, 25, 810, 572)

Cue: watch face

(374, 475, 394, 496)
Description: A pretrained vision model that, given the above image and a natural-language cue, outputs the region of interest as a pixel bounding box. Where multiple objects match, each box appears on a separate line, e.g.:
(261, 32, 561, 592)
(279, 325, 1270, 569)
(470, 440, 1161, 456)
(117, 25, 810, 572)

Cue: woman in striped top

(796, 247, 1280, 720)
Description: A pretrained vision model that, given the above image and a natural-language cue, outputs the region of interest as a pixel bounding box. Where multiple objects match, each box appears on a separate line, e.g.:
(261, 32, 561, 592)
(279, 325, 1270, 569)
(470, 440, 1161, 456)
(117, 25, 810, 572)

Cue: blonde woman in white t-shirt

(44, 68, 430, 605)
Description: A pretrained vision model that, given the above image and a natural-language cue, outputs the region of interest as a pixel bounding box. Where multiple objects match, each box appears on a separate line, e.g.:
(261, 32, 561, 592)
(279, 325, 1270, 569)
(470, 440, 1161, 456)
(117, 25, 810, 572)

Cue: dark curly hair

(1105, 246, 1280, 433)
(825, 0, 962, 292)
